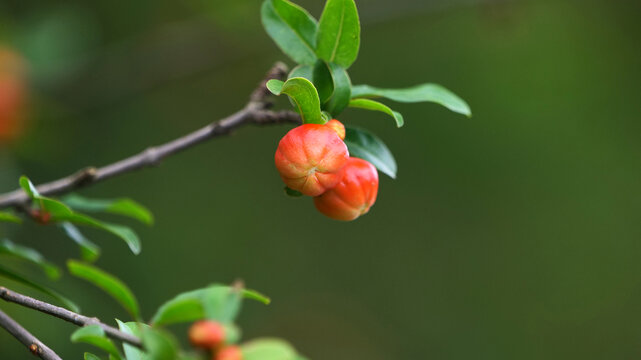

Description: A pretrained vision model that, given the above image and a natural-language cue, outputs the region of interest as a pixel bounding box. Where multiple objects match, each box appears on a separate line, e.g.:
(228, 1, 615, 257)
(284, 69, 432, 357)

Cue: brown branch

(0, 286, 143, 349)
(0, 62, 301, 209)
(0, 308, 62, 360)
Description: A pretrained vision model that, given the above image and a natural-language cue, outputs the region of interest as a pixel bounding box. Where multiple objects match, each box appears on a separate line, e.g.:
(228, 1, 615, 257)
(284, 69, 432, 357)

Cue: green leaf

(67, 260, 140, 319)
(0, 264, 79, 312)
(242, 289, 271, 305)
(116, 320, 144, 360)
(18, 176, 75, 218)
(0, 239, 61, 279)
(0, 211, 22, 224)
(61, 223, 101, 262)
(72, 325, 122, 359)
(316, 0, 360, 68)
(351, 83, 472, 117)
(344, 126, 397, 179)
(261, 0, 318, 65)
(60, 213, 141, 255)
(312, 61, 334, 104)
(61, 194, 154, 225)
(266, 78, 323, 124)
(348, 98, 404, 127)
(288, 65, 313, 81)
(84, 353, 102, 360)
(242, 338, 300, 360)
(19, 175, 39, 198)
(324, 62, 351, 116)
(284, 187, 303, 198)
(151, 284, 268, 326)
(140, 327, 178, 360)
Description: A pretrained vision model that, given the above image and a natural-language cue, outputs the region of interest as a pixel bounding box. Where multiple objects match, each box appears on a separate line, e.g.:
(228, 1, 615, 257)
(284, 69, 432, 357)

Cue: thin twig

(0, 308, 62, 360)
(0, 62, 300, 209)
(0, 286, 143, 349)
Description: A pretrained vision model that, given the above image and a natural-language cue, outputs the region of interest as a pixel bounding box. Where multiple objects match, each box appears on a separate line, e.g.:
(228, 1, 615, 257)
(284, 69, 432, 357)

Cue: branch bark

(0, 286, 143, 349)
(0, 62, 301, 209)
(0, 308, 62, 360)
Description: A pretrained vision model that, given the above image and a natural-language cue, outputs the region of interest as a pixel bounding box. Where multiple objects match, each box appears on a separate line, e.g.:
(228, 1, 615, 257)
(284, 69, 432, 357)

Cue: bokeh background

(1, 0, 641, 358)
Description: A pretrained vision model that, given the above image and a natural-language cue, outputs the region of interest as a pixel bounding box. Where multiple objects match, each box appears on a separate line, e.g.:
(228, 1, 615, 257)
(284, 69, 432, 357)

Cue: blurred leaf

(62, 194, 154, 225)
(351, 83, 472, 117)
(266, 78, 323, 124)
(349, 98, 404, 127)
(316, 0, 360, 68)
(60, 213, 141, 255)
(151, 284, 267, 326)
(84, 353, 102, 360)
(261, 0, 318, 65)
(284, 187, 303, 198)
(116, 320, 144, 360)
(0, 264, 79, 312)
(67, 260, 140, 319)
(242, 289, 271, 305)
(141, 327, 178, 360)
(324, 62, 351, 116)
(19, 176, 75, 218)
(344, 127, 397, 179)
(19, 175, 39, 198)
(242, 338, 300, 360)
(288, 65, 313, 80)
(61, 223, 101, 262)
(71, 325, 121, 359)
(0, 211, 21, 224)
(0, 239, 60, 279)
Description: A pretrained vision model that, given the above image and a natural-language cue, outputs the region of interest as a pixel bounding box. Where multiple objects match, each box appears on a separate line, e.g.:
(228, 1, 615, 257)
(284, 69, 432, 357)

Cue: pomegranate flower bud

(275, 124, 349, 196)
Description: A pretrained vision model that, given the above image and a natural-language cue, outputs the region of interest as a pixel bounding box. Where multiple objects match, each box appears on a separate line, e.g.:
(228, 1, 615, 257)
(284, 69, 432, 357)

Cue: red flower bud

(189, 320, 225, 350)
(275, 124, 349, 196)
(215, 345, 242, 360)
(314, 157, 379, 221)
(0, 47, 27, 143)
(30, 209, 51, 225)
(325, 119, 345, 140)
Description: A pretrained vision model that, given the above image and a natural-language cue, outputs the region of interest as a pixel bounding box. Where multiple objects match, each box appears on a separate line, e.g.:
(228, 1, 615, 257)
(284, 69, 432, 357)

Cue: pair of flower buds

(274, 120, 379, 221)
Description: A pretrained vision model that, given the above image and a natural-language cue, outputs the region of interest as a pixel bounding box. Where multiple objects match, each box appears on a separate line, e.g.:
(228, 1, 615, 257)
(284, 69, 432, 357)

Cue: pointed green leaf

(242, 338, 300, 360)
(0, 239, 61, 279)
(151, 284, 268, 326)
(59, 213, 141, 255)
(242, 289, 271, 305)
(261, 0, 318, 65)
(71, 325, 122, 359)
(351, 83, 472, 117)
(67, 260, 140, 319)
(0, 264, 79, 312)
(140, 327, 178, 360)
(19, 176, 39, 198)
(84, 353, 102, 360)
(349, 98, 404, 127)
(324, 62, 351, 115)
(316, 0, 360, 68)
(344, 126, 397, 179)
(266, 78, 323, 124)
(0, 211, 22, 224)
(116, 320, 144, 360)
(61, 223, 101, 262)
(61, 194, 154, 226)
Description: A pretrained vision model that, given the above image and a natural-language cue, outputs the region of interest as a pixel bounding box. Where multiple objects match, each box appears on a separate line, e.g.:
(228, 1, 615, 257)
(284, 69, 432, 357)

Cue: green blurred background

(1, 0, 641, 358)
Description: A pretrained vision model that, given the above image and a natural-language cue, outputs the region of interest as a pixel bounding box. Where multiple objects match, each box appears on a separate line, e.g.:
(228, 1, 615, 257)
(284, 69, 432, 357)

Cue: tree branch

(0, 286, 143, 349)
(0, 62, 301, 209)
(0, 308, 62, 360)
